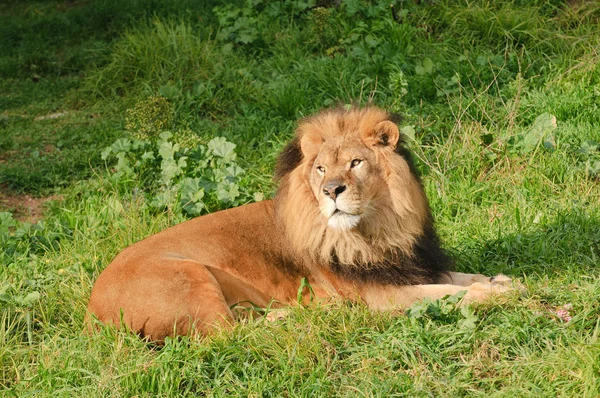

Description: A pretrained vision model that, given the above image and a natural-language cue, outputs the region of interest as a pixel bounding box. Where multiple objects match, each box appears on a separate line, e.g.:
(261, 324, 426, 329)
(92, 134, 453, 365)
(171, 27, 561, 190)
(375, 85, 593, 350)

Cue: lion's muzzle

(322, 180, 347, 201)
(320, 182, 363, 231)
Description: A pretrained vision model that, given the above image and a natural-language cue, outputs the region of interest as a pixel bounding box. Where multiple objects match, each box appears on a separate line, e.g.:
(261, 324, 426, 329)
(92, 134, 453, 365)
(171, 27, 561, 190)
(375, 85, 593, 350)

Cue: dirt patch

(0, 188, 60, 223)
(34, 111, 69, 121)
(0, 150, 17, 164)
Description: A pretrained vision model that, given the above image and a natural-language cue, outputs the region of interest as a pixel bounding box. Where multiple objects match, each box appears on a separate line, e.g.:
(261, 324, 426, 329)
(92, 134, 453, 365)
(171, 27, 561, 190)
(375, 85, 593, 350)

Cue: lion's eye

(316, 166, 326, 175)
(350, 159, 363, 168)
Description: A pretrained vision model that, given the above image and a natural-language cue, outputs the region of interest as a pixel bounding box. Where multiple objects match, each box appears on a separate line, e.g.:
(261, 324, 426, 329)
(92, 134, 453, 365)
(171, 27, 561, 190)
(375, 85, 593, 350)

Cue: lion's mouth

(320, 197, 362, 230)
(328, 210, 361, 230)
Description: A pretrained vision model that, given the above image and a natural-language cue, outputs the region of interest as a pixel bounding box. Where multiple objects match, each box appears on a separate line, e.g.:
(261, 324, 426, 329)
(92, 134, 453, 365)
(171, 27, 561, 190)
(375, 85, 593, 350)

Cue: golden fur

(276, 107, 427, 265)
(87, 107, 514, 342)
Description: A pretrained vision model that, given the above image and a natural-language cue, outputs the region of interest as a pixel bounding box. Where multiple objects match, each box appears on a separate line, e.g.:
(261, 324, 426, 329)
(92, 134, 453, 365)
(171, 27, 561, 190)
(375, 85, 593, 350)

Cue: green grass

(1, 0, 600, 395)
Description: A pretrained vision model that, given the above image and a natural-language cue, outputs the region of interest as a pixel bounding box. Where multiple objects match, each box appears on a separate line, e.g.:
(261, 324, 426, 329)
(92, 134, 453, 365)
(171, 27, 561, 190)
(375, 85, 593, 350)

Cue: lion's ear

(299, 130, 323, 159)
(363, 120, 400, 148)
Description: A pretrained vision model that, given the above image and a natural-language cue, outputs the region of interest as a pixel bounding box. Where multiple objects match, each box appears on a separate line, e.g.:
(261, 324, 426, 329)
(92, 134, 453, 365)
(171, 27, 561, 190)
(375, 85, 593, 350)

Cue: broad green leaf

(0, 283, 11, 303)
(212, 168, 227, 182)
(192, 159, 209, 172)
(141, 151, 155, 161)
(158, 84, 181, 99)
(220, 42, 233, 54)
(460, 306, 479, 329)
(150, 190, 175, 209)
(585, 160, 600, 175)
(216, 181, 240, 203)
(101, 147, 112, 160)
(520, 113, 557, 153)
(183, 202, 205, 216)
(19, 291, 41, 306)
(0, 212, 16, 241)
(177, 156, 188, 170)
(422, 58, 434, 73)
(225, 165, 245, 178)
(445, 290, 467, 304)
(253, 192, 265, 202)
(14, 223, 32, 238)
(543, 135, 556, 151)
(0, 212, 16, 229)
(416, 58, 434, 75)
(131, 139, 148, 151)
(159, 141, 179, 160)
(115, 153, 133, 176)
(208, 137, 237, 161)
(237, 32, 256, 44)
(350, 45, 369, 59)
(579, 140, 598, 155)
(400, 126, 416, 141)
(158, 131, 173, 141)
(180, 178, 205, 215)
(111, 138, 131, 153)
(343, 0, 362, 16)
(481, 133, 494, 146)
(406, 301, 427, 319)
(200, 179, 218, 192)
(180, 178, 205, 202)
(161, 159, 182, 185)
(364, 35, 379, 48)
(476, 55, 488, 66)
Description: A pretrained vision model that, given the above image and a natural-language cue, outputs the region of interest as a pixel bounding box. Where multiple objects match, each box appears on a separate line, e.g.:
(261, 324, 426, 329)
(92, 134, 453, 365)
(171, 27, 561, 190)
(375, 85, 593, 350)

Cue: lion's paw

(462, 281, 515, 303)
(264, 309, 290, 323)
(491, 274, 526, 294)
(489, 274, 512, 285)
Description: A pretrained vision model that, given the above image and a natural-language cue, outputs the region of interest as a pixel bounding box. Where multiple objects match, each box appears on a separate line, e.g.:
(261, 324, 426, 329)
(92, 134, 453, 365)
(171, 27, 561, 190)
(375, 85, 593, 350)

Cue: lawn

(1, 0, 599, 396)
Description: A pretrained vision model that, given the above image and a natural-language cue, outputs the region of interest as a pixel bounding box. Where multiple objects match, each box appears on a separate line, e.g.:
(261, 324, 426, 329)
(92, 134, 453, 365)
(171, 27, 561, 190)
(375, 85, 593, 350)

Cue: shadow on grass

(455, 211, 600, 278)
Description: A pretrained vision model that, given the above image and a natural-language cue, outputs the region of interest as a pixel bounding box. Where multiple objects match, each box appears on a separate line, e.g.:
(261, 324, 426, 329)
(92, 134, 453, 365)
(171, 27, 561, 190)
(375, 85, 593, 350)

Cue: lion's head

(275, 107, 451, 283)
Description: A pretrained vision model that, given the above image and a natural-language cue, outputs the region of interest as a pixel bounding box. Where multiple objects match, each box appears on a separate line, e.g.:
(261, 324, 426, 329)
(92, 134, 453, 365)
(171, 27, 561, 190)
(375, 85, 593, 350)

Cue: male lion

(87, 107, 513, 341)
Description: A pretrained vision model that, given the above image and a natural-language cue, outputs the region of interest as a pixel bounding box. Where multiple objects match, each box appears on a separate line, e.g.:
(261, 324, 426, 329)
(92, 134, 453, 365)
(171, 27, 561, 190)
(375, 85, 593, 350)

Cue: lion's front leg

(441, 271, 513, 287)
(362, 279, 514, 311)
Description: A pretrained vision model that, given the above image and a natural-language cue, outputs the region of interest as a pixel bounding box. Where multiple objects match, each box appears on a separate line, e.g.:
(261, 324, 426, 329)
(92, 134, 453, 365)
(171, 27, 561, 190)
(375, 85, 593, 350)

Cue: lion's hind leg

(87, 258, 234, 342)
(172, 260, 236, 338)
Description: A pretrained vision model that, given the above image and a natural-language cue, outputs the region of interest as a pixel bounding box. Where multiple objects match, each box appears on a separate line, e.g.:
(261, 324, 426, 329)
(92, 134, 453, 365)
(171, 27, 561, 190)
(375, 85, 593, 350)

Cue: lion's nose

(323, 182, 346, 201)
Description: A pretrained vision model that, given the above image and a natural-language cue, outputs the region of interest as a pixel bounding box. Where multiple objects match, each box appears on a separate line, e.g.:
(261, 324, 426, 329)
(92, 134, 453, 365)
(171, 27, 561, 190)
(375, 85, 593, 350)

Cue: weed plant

(1, 0, 600, 396)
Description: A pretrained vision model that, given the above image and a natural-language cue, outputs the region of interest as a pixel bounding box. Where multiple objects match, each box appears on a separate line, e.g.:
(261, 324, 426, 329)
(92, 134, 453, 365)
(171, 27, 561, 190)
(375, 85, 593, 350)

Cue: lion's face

(275, 107, 428, 265)
(308, 136, 385, 231)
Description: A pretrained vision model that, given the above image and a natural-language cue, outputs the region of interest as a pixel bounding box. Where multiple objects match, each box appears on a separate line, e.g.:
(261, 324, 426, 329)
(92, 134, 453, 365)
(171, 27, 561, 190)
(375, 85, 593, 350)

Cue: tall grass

(85, 20, 216, 97)
(1, 0, 600, 395)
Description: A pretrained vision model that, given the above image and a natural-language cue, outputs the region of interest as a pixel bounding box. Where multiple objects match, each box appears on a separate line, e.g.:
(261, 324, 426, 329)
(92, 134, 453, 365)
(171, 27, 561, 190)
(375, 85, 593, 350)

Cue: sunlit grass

(1, 0, 599, 395)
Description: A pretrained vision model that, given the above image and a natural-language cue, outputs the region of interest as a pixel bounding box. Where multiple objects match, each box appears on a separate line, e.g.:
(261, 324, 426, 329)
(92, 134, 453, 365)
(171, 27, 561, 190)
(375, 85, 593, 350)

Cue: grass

(1, 0, 600, 395)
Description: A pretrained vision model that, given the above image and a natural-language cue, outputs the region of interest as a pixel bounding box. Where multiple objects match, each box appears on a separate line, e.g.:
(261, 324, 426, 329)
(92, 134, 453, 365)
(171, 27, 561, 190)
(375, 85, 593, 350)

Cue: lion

(87, 106, 514, 341)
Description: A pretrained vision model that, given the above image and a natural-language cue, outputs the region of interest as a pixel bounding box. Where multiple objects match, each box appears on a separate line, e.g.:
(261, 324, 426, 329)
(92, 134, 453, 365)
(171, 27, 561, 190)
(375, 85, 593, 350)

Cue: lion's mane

(273, 107, 452, 286)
